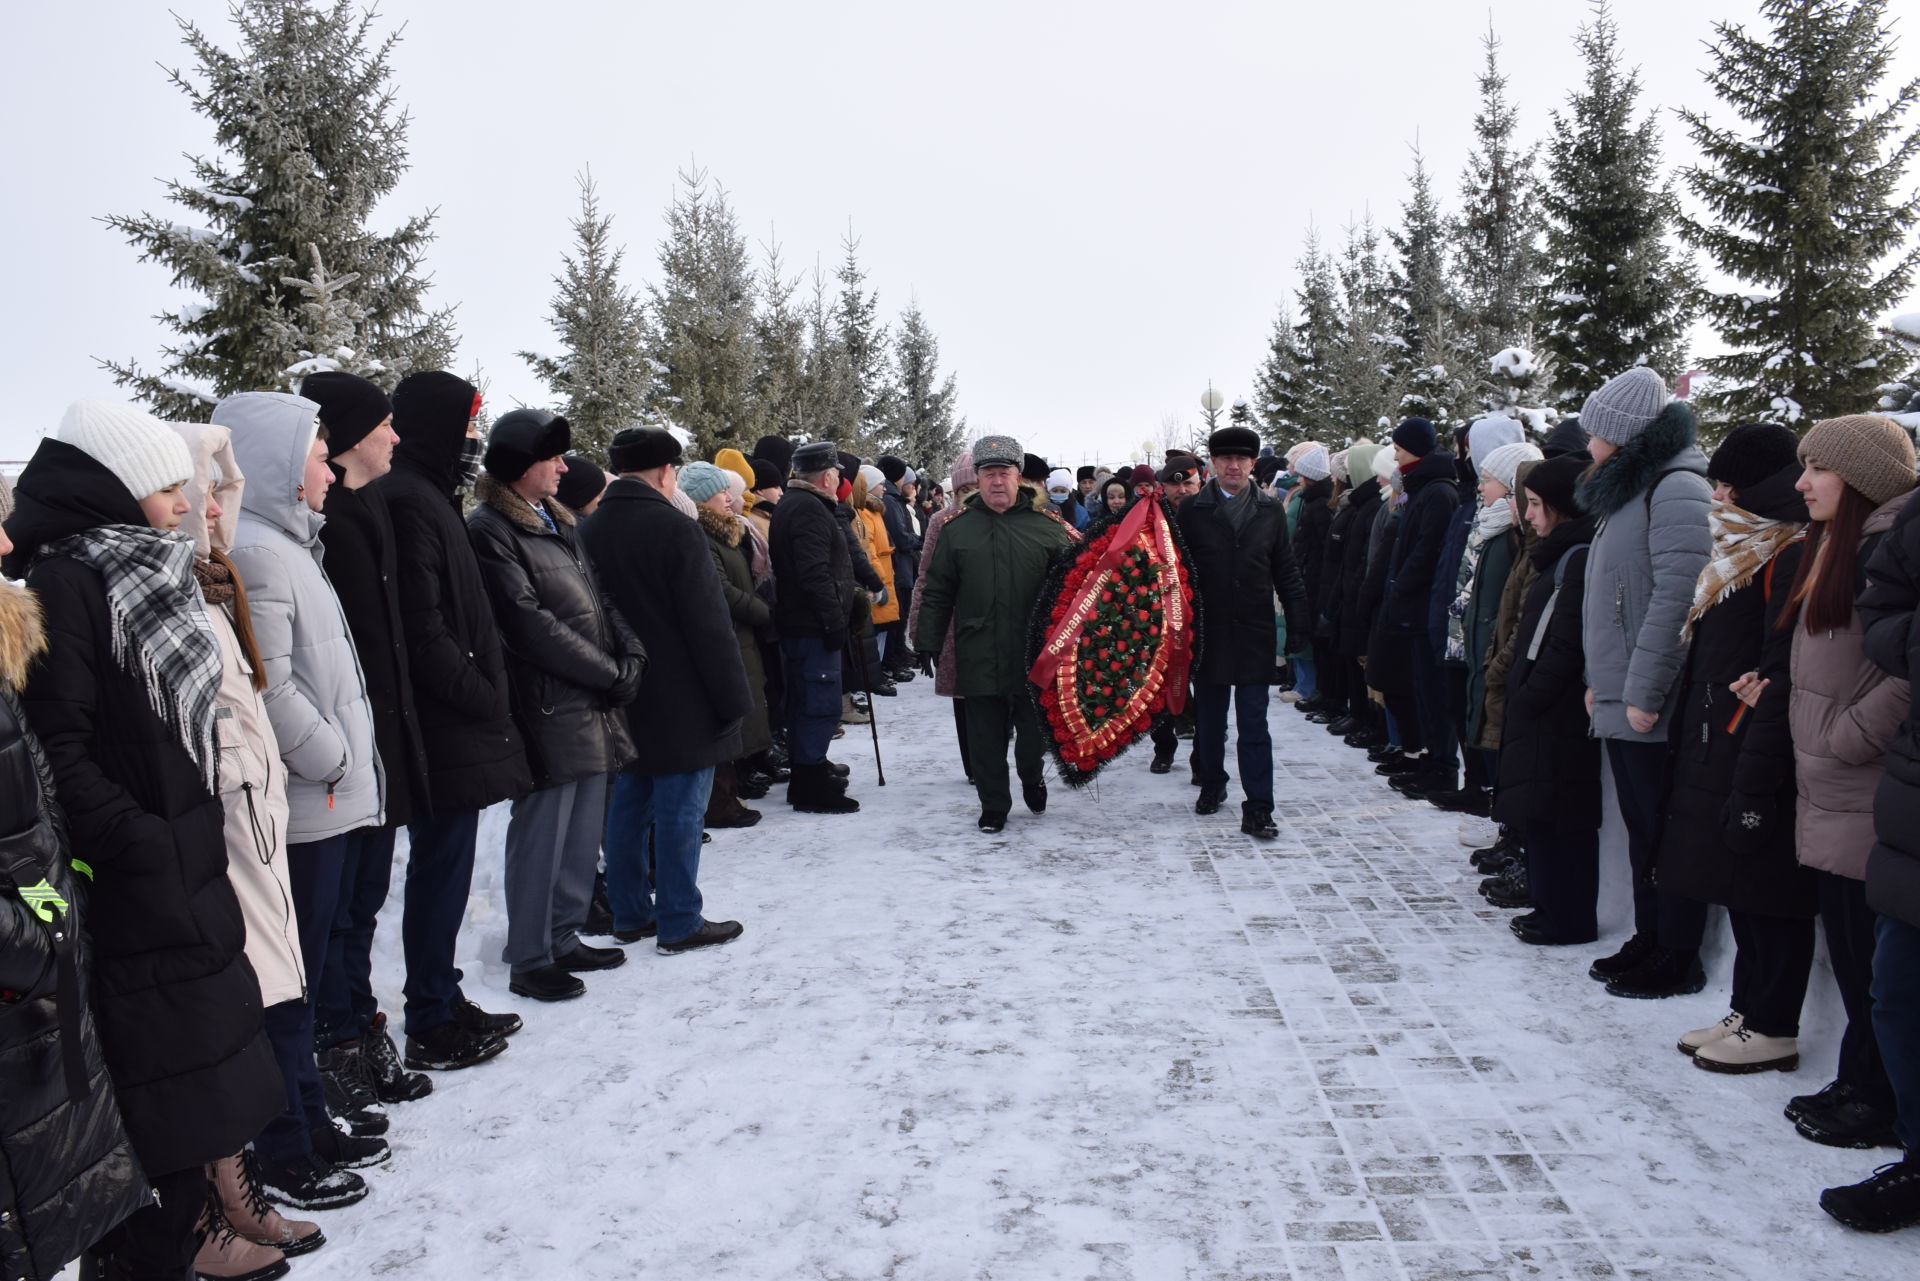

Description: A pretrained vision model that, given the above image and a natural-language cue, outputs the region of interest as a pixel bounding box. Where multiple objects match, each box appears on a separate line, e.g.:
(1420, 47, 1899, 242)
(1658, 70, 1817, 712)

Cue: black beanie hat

(749, 457, 784, 491)
(1523, 453, 1586, 519)
(300, 371, 393, 458)
(484, 409, 570, 483)
(1708, 423, 1802, 493)
(554, 453, 607, 513)
(877, 455, 907, 484)
(1205, 425, 1261, 458)
(1392, 417, 1438, 457)
(1021, 453, 1051, 483)
(608, 426, 683, 473)
(1076, 465, 1096, 482)
(753, 434, 795, 477)
(1253, 456, 1282, 485)
(837, 451, 862, 481)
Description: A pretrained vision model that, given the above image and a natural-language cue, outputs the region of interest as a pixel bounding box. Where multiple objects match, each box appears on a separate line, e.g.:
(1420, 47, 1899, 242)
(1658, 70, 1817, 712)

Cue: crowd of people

(3, 363, 1920, 1281)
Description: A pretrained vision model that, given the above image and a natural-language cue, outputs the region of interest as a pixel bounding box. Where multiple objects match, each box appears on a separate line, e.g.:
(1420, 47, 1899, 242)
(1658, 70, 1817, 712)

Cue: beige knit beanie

(1798, 414, 1918, 507)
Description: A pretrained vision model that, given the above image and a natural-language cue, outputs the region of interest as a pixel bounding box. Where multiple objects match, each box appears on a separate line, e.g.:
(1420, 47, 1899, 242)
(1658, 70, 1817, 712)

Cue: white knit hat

(57, 398, 193, 501)
(1047, 467, 1074, 494)
(1480, 441, 1544, 491)
(1293, 445, 1332, 481)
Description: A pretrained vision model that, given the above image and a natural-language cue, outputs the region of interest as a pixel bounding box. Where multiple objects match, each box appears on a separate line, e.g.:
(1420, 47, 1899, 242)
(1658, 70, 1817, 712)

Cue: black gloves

(917, 650, 937, 678)
(607, 654, 646, 706)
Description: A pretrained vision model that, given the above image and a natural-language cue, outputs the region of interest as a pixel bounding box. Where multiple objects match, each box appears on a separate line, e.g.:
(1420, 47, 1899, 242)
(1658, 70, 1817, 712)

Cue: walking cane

(850, 628, 888, 787)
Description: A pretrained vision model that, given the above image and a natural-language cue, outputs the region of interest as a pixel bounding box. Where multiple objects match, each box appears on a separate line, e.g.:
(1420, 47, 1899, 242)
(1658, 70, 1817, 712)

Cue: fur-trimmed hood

(474, 472, 576, 533)
(696, 504, 745, 547)
(0, 580, 45, 692)
(1575, 400, 1705, 519)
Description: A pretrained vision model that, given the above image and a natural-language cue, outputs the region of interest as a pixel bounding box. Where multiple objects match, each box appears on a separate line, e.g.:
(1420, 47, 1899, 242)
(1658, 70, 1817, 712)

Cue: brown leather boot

(193, 1196, 290, 1280)
(211, 1152, 325, 1257)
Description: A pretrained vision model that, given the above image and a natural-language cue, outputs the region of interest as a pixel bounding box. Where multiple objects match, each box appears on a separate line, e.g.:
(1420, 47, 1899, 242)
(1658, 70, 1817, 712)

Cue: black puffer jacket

(1656, 466, 1811, 916)
(380, 373, 532, 815)
(770, 480, 857, 640)
(1325, 481, 1382, 651)
(467, 474, 642, 789)
(1176, 480, 1309, 685)
(1291, 478, 1335, 630)
(1495, 516, 1602, 830)
(1861, 491, 1920, 926)
(319, 474, 432, 827)
(1379, 451, 1460, 632)
(2, 441, 282, 1177)
(0, 583, 148, 1281)
(582, 478, 751, 776)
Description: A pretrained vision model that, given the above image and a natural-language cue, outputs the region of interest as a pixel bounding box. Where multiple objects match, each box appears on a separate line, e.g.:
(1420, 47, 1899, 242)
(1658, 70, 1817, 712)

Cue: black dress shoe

(555, 943, 628, 972)
(1344, 727, 1386, 750)
(1022, 781, 1047, 813)
(1510, 915, 1594, 946)
(1195, 787, 1227, 816)
(1241, 805, 1278, 838)
(612, 923, 658, 943)
(1588, 932, 1657, 982)
(509, 964, 586, 1002)
(1366, 743, 1400, 764)
(657, 919, 745, 955)
(1326, 715, 1360, 736)
(978, 810, 1008, 832)
(1426, 787, 1492, 816)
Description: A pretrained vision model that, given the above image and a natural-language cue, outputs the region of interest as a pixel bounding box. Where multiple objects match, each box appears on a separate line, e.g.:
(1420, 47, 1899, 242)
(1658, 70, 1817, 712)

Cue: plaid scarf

(43, 524, 222, 793)
(1683, 500, 1806, 640)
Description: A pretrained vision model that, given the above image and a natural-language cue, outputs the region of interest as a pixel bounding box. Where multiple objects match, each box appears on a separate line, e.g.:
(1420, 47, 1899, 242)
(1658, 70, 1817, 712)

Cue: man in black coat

(583, 428, 750, 954)
(302, 371, 435, 1105)
(1377, 418, 1462, 798)
(768, 441, 862, 814)
(380, 372, 532, 1070)
(876, 454, 922, 679)
(1176, 425, 1309, 838)
(469, 410, 644, 999)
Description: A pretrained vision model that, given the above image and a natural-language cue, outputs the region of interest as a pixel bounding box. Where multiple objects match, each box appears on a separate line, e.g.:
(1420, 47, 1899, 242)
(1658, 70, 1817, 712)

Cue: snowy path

(298, 679, 1910, 1281)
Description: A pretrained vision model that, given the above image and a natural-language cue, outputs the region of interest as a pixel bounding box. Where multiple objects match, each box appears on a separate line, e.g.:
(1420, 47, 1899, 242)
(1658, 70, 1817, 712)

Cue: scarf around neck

(45, 524, 222, 793)
(1683, 500, 1806, 639)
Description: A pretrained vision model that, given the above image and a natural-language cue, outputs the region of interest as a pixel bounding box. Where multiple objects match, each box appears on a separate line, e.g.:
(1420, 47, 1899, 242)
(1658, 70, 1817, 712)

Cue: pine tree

(749, 232, 811, 441)
(1679, 0, 1920, 426)
(832, 227, 891, 451)
(1388, 143, 1467, 425)
(1537, 2, 1696, 405)
(102, 0, 454, 416)
(1453, 21, 1543, 404)
(884, 300, 966, 477)
(1252, 302, 1309, 451)
(648, 163, 760, 456)
(1321, 216, 1398, 440)
(1291, 227, 1347, 443)
(261, 244, 388, 388)
(517, 171, 654, 462)
(1880, 313, 1920, 420)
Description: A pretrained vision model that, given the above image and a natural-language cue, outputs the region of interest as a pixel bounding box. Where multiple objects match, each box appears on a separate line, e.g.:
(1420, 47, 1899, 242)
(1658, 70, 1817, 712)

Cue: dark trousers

(882, 611, 912, 667)
(951, 698, 973, 779)
(1384, 691, 1422, 753)
(314, 825, 397, 1050)
(254, 998, 328, 1163)
(1409, 632, 1456, 774)
(1605, 738, 1709, 950)
(1193, 681, 1275, 809)
(402, 807, 479, 1038)
(1341, 657, 1370, 720)
(1524, 821, 1599, 942)
(1819, 870, 1893, 1108)
(85, 1164, 206, 1281)
(1728, 909, 1816, 1038)
(963, 693, 1044, 815)
(1870, 914, 1920, 1152)
(781, 634, 842, 766)
(1313, 641, 1344, 708)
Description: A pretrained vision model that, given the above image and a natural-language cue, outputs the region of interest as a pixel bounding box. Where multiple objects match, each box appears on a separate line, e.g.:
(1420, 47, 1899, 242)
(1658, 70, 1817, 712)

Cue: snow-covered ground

(287, 679, 1911, 1280)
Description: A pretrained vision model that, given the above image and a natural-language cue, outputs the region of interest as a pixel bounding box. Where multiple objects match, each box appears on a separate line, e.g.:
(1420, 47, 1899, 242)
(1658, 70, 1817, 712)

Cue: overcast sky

(5, 0, 1918, 467)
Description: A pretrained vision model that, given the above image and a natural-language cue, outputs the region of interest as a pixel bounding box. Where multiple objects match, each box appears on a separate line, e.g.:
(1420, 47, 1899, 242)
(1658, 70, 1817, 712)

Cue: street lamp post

(1199, 384, 1223, 435)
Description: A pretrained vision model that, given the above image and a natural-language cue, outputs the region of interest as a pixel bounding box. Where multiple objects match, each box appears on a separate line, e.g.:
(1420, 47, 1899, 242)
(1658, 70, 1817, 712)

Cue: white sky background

(5, 0, 1919, 466)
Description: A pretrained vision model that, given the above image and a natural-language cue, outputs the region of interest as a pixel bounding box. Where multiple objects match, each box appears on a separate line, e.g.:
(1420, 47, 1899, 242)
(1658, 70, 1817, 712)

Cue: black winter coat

(1361, 502, 1405, 691)
(583, 478, 751, 775)
(318, 475, 432, 827)
(467, 476, 642, 789)
(0, 587, 148, 1281)
(1495, 517, 1602, 831)
(1291, 478, 1335, 630)
(880, 482, 921, 594)
(1860, 492, 1920, 926)
(770, 481, 856, 641)
(2, 441, 282, 1178)
(378, 444, 532, 816)
(1176, 480, 1309, 686)
(1333, 480, 1386, 656)
(1380, 451, 1460, 633)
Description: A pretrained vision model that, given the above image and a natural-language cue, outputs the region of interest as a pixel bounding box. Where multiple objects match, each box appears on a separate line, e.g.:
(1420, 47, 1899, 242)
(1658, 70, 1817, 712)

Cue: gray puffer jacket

(1575, 400, 1711, 742)
(215, 392, 384, 841)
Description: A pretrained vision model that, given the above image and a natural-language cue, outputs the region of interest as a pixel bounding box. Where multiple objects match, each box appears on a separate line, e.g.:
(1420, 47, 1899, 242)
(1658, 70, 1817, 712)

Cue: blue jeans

(1192, 681, 1274, 809)
(402, 808, 478, 1037)
(605, 767, 715, 945)
(780, 635, 842, 766)
(1291, 655, 1318, 700)
(314, 825, 396, 1049)
(1872, 914, 1920, 1152)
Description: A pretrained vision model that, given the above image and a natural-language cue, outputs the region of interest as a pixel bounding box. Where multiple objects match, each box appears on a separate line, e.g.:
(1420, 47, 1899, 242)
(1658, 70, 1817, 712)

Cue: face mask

(454, 436, 484, 490)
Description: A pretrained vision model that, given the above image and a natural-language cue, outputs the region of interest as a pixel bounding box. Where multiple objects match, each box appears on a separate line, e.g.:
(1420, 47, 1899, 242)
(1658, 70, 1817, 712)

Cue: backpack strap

(1644, 465, 1706, 516)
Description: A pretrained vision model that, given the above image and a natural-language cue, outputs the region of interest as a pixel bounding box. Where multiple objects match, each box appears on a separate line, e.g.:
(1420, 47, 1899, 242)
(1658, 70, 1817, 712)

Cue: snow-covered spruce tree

(831, 227, 892, 453)
(883, 300, 966, 477)
(102, 0, 454, 417)
(1537, 2, 1695, 405)
(648, 164, 760, 456)
(1880, 312, 1920, 422)
(517, 171, 655, 462)
(1290, 227, 1347, 443)
(749, 234, 811, 441)
(259, 243, 388, 389)
(1321, 216, 1398, 442)
(794, 261, 851, 443)
(1453, 23, 1544, 410)
(1252, 302, 1310, 452)
(1679, 0, 1920, 427)
(1388, 143, 1467, 425)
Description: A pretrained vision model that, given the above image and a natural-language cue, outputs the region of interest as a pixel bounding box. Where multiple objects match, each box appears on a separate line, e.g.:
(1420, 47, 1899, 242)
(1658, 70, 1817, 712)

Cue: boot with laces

(315, 1044, 387, 1138)
(252, 1151, 368, 1212)
(1820, 1155, 1920, 1233)
(212, 1153, 324, 1258)
(192, 1195, 289, 1281)
(1677, 1011, 1743, 1058)
(358, 1012, 433, 1102)
(1693, 1024, 1798, 1074)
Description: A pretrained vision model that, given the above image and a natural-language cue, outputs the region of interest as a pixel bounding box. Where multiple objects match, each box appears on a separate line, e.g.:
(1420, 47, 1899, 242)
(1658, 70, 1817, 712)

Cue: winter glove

(871, 586, 889, 608)
(917, 650, 937, 679)
(1721, 790, 1780, 855)
(607, 654, 646, 706)
(823, 628, 848, 652)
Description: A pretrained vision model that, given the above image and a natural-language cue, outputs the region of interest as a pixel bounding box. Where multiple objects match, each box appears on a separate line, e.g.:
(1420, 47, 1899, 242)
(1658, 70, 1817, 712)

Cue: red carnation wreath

(1025, 493, 1199, 787)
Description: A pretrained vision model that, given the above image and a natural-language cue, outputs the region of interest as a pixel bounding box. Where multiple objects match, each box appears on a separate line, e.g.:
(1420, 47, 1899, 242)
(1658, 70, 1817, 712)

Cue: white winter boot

(1677, 1011, 1743, 1057)
(1694, 1024, 1798, 1074)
